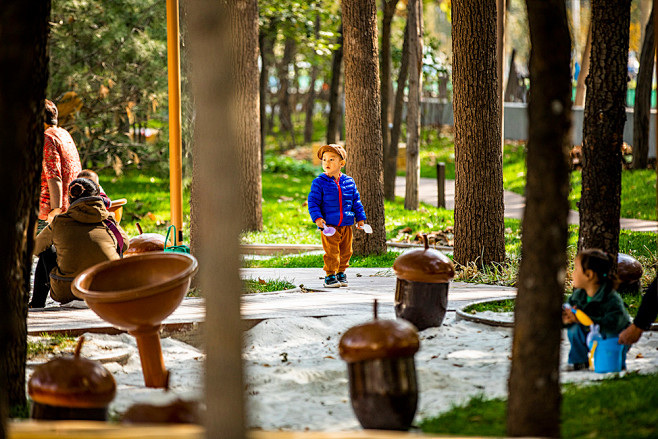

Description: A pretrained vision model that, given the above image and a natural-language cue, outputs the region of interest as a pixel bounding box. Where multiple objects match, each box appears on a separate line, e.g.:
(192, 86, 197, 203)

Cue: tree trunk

(188, 1, 246, 437)
(632, 6, 654, 170)
(327, 24, 344, 145)
(384, 22, 410, 201)
(404, 0, 422, 210)
(381, 0, 398, 180)
(579, 0, 630, 260)
(506, 1, 571, 437)
(0, 0, 50, 426)
(574, 23, 591, 107)
(233, 0, 263, 232)
(259, 29, 275, 167)
(304, 15, 321, 144)
(452, 0, 505, 266)
(278, 37, 296, 149)
(504, 49, 518, 102)
(342, 0, 387, 256)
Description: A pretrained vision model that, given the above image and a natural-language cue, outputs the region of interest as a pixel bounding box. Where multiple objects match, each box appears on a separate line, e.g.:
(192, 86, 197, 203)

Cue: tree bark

(259, 29, 275, 166)
(452, 0, 505, 266)
(0, 0, 50, 426)
(342, 0, 387, 256)
(574, 23, 591, 107)
(579, 0, 630, 260)
(304, 15, 321, 144)
(506, 1, 571, 437)
(327, 24, 344, 145)
(278, 37, 296, 149)
(188, 1, 246, 437)
(384, 21, 410, 201)
(380, 0, 398, 180)
(404, 0, 422, 210)
(632, 6, 654, 170)
(233, 0, 263, 232)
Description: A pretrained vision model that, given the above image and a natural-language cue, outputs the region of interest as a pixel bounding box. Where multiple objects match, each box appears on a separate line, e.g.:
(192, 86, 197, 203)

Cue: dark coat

(567, 285, 631, 335)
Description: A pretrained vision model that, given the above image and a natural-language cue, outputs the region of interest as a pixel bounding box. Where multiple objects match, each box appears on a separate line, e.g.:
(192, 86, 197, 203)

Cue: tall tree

(234, 0, 263, 232)
(579, 0, 631, 258)
(404, 0, 422, 210)
(0, 0, 50, 426)
(384, 21, 410, 201)
(380, 0, 399, 178)
(632, 6, 655, 170)
(277, 37, 297, 149)
(326, 24, 344, 144)
(452, 0, 505, 266)
(506, 1, 572, 437)
(304, 14, 322, 144)
(342, 0, 386, 255)
(188, 1, 245, 437)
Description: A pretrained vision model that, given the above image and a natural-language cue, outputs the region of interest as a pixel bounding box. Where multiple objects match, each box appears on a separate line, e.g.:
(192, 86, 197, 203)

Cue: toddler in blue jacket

(308, 144, 366, 288)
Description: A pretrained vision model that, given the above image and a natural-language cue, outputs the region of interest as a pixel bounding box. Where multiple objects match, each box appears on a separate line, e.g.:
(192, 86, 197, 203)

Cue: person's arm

(308, 179, 324, 224)
(621, 277, 658, 344)
(33, 223, 54, 255)
(351, 181, 367, 222)
(46, 178, 63, 223)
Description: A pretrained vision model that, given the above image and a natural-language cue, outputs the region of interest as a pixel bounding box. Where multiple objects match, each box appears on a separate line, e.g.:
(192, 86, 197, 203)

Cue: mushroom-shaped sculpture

(72, 252, 198, 388)
(339, 302, 420, 431)
(393, 234, 455, 330)
(28, 337, 116, 420)
(122, 398, 204, 425)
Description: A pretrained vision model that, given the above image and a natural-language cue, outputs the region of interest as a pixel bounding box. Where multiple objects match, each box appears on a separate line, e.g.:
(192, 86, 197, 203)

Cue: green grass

(414, 130, 657, 221)
(27, 334, 76, 359)
(243, 277, 296, 293)
(243, 251, 401, 269)
(420, 372, 658, 439)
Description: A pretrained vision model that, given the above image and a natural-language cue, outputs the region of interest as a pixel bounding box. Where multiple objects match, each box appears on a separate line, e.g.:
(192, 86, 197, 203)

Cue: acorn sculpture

(28, 336, 116, 421)
(339, 300, 420, 430)
(122, 398, 204, 425)
(393, 234, 455, 330)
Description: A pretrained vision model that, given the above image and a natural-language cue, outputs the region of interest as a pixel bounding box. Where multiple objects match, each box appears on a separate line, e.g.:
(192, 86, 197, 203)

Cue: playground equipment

(339, 300, 419, 430)
(28, 336, 116, 421)
(393, 234, 455, 330)
(72, 252, 198, 388)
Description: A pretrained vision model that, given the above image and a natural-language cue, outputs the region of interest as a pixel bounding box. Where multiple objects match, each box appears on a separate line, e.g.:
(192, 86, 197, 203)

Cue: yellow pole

(166, 0, 183, 245)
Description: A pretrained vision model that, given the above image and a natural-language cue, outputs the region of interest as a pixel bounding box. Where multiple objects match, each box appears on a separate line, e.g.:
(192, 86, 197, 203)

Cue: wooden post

(166, 0, 183, 245)
(436, 162, 445, 208)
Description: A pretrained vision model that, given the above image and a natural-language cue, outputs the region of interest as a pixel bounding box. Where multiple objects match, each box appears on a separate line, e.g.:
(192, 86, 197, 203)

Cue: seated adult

(618, 276, 658, 345)
(30, 178, 129, 306)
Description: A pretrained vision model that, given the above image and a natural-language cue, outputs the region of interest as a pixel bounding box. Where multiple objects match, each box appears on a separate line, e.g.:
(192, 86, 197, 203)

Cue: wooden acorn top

(124, 233, 165, 256)
(393, 234, 455, 283)
(122, 398, 204, 425)
(339, 300, 419, 363)
(28, 337, 116, 408)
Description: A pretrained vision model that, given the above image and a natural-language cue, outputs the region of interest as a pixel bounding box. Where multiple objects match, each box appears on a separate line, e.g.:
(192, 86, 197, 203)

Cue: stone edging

(456, 296, 658, 332)
(455, 296, 516, 328)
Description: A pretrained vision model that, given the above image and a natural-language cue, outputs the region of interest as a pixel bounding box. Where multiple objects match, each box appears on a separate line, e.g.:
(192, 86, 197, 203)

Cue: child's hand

(357, 220, 365, 228)
(562, 308, 577, 325)
(315, 218, 326, 229)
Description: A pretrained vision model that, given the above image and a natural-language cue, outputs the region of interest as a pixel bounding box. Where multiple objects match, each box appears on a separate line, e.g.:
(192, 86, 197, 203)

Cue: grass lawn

(420, 372, 658, 439)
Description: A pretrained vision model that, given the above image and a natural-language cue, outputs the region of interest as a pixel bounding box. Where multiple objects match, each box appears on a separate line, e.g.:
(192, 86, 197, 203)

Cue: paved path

(396, 176, 658, 232)
(27, 268, 515, 335)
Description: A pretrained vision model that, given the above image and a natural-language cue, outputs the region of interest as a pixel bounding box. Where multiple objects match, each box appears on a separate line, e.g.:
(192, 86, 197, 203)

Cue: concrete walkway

(396, 176, 658, 232)
(27, 268, 515, 335)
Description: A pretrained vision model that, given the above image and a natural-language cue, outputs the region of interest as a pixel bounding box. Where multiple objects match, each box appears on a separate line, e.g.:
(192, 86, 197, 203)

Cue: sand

(26, 310, 658, 430)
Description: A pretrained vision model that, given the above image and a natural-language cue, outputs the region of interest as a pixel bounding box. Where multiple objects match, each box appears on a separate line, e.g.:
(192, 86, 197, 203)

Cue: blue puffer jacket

(308, 173, 367, 227)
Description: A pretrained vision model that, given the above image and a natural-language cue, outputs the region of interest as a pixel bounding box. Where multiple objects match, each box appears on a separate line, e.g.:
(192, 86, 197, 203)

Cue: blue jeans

(567, 324, 629, 368)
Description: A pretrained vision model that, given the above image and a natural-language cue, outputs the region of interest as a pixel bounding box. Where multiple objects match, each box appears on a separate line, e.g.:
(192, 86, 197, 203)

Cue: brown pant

(321, 225, 353, 275)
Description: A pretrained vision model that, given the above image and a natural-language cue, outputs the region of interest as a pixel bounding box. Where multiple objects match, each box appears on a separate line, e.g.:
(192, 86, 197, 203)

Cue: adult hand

(315, 218, 326, 229)
(47, 208, 62, 224)
(618, 323, 643, 345)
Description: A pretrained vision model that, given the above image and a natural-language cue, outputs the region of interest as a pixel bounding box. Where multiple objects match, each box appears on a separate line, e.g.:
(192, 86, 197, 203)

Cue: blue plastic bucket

(591, 337, 624, 373)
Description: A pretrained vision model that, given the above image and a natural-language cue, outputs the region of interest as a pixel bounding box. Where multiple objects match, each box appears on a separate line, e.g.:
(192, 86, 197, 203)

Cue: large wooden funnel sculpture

(72, 252, 198, 388)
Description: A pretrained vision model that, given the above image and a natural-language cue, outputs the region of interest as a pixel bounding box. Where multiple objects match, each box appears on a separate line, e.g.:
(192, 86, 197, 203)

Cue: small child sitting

(562, 248, 631, 371)
(78, 169, 111, 208)
(307, 144, 366, 288)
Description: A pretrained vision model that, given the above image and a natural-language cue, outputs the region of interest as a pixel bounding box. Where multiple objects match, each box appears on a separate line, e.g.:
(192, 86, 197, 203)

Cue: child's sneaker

(324, 274, 340, 288)
(336, 272, 348, 287)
